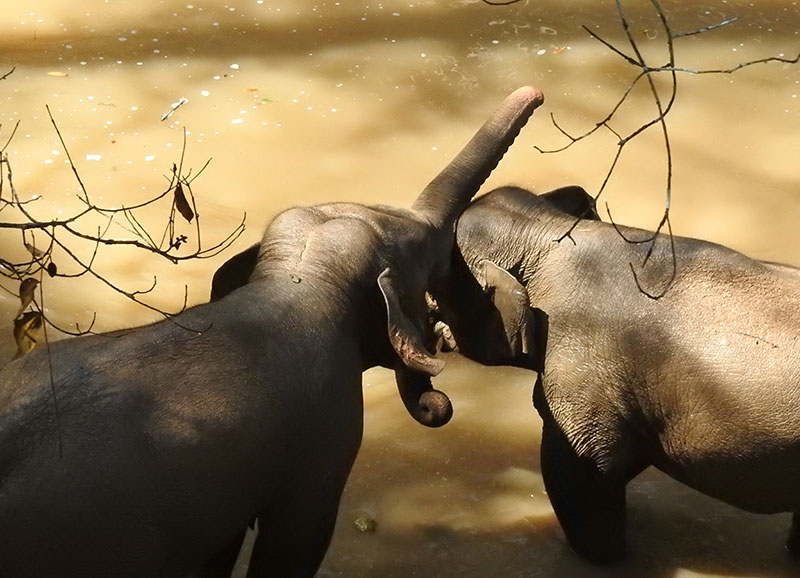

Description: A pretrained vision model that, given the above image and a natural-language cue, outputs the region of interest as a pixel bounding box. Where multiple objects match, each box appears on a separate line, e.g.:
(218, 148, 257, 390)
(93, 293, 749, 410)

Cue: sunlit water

(1, 1, 799, 577)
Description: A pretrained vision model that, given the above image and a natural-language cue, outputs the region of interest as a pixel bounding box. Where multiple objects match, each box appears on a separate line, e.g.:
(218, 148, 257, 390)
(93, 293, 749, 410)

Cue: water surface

(1, 1, 799, 577)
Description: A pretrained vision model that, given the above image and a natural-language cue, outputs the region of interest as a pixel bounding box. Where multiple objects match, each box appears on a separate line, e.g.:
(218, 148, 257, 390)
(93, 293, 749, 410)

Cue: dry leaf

(13, 311, 43, 359)
(174, 182, 195, 223)
(47, 262, 58, 278)
(17, 278, 39, 316)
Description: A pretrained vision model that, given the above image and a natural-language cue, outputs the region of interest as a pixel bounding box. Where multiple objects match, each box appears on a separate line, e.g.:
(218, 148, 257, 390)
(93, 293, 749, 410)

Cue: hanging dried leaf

(13, 311, 43, 359)
(17, 278, 39, 316)
(47, 262, 58, 277)
(24, 242, 45, 258)
(174, 182, 195, 223)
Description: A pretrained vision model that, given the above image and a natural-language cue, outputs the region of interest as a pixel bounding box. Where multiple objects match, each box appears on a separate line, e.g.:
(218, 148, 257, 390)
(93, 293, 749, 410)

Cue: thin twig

(538, 0, 798, 298)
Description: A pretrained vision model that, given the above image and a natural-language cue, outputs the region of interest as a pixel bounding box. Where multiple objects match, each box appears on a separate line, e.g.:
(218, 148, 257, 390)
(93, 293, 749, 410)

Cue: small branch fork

(1, 70, 246, 348)
(487, 0, 798, 298)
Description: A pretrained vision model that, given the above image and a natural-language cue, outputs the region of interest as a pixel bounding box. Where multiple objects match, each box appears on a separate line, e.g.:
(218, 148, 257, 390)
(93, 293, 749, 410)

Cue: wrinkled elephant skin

(0, 88, 544, 578)
(435, 184, 800, 563)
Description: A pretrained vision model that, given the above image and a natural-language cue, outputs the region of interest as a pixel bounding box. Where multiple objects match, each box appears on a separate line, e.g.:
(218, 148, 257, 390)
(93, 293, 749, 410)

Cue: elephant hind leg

(540, 418, 627, 564)
(786, 512, 800, 557)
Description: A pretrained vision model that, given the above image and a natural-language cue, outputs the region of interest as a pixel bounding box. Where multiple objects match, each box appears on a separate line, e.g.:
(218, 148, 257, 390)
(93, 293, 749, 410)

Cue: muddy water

(1, 1, 799, 576)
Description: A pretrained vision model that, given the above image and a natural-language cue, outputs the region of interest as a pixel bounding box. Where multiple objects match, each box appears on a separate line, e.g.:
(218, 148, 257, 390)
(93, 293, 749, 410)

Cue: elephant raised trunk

(411, 86, 544, 232)
(393, 86, 545, 427)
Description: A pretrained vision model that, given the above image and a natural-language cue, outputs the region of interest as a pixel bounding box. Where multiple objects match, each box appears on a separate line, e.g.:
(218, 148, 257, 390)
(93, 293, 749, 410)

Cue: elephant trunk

(395, 367, 453, 428)
(411, 86, 544, 231)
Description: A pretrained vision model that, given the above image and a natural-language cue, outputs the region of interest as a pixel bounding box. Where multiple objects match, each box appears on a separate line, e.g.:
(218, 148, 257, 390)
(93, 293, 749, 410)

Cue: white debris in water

(230, 63, 240, 70)
(231, 119, 243, 124)
(85, 154, 102, 161)
(201, 90, 210, 96)
(144, 155, 156, 161)
(537, 49, 547, 56)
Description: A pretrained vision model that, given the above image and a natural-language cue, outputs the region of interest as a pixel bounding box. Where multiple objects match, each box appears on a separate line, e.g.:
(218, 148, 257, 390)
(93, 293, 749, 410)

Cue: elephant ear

(377, 268, 445, 377)
(540, 185, 601, 221)
(210, 243, 260, 301)
(476, 259, 535, 358)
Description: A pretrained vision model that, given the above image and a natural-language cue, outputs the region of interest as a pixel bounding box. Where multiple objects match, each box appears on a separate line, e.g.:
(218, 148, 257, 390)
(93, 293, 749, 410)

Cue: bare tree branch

(1, 68, 247, 356)
(533, 0, 798, 298)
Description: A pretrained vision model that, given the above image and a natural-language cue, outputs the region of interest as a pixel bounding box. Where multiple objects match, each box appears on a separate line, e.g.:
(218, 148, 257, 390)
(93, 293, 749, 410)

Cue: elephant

(0, 86, 545, 578)
(433, 184, 800, 564)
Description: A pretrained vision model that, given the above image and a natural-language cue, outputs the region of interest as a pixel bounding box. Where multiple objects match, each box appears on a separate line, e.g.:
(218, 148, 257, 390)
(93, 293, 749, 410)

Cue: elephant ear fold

(476, 260, 535, 357)
(378, 269, 445, 377)
(540, 185, 601, 221)
(210, 243, 261, 301)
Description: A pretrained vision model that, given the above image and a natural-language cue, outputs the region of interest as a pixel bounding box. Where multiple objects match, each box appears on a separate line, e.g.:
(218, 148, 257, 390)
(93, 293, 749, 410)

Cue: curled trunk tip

(395, 367, 454, 428)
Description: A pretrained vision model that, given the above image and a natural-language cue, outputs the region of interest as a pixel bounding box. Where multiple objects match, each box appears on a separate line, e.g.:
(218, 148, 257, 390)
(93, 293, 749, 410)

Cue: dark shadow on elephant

(0, 87, 545, 577)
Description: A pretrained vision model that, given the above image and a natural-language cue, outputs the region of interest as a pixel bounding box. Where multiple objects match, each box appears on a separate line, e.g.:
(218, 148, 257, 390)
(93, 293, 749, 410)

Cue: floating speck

(230, 63, 240, 70)
(537, 49, 547, 56)
(201, 90, 210, 96)
(144, 155, 156, 161)
(86, 154, 102, 161)
(231, 118, 243, 124)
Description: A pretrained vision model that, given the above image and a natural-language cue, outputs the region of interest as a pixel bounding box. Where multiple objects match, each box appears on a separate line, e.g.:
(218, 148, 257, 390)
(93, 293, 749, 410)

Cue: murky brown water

(1, 1, 799, 576)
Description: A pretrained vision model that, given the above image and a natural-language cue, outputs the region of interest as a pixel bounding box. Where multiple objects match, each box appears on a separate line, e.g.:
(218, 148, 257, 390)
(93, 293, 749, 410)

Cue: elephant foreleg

(193, 528, 249, 578)
(540, 418, 627, 564)
(245, 484, 344, 578)
(787, 512, 800, 556)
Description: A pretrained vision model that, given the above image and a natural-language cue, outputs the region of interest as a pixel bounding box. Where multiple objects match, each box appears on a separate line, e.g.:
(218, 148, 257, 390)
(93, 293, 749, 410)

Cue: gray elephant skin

(435, 184, 800, 564)
(0, 87, 545, 578)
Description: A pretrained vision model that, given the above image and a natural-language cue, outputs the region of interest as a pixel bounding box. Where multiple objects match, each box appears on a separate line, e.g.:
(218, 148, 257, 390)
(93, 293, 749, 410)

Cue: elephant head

(211, 87, 545, 427)
(433, 185, 599, 370)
